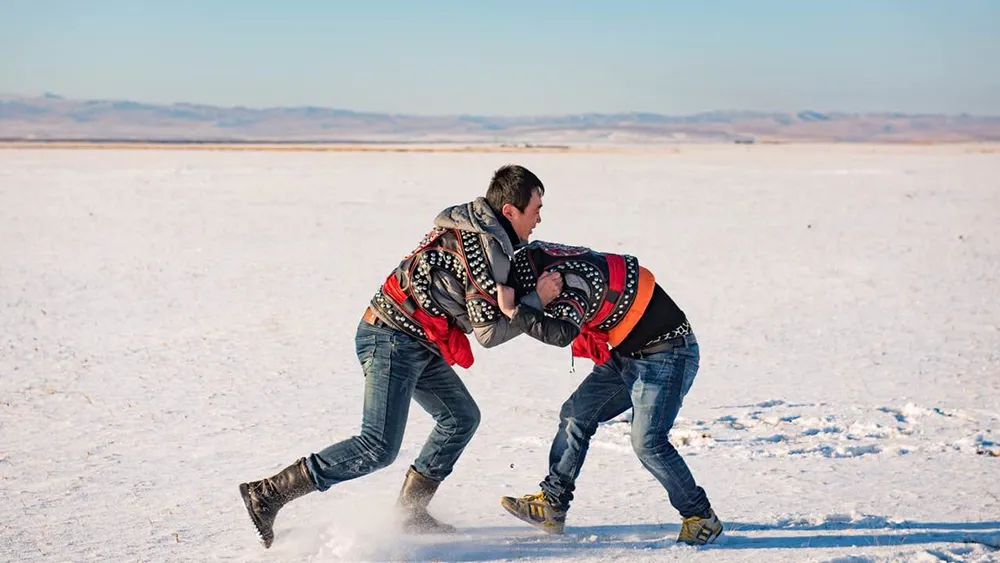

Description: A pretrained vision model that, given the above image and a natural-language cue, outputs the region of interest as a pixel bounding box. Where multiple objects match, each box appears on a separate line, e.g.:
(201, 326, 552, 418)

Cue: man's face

(503, 190, 543, 242)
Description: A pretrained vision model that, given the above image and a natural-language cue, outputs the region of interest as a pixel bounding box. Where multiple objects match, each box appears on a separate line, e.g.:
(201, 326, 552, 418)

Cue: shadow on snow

(400, 520, 1000, 561)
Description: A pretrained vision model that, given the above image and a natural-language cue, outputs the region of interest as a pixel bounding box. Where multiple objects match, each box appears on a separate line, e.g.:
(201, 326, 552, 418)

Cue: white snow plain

(1, 144, 999, 562)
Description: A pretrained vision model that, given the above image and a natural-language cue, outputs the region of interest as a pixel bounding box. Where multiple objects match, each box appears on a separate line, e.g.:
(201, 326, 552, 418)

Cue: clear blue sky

(2, 1, 998, 115)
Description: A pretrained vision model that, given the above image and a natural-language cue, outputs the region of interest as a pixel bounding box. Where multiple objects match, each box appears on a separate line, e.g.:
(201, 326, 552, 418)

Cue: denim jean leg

(409, 356, 481, 482)
(305, 323, 428, 491)
(626, 342, 710, 518)
(540, 357, 632, 510)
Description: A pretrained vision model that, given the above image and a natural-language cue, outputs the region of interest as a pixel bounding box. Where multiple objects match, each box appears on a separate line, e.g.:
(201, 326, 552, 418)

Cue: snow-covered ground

(2, 144, 998, 562)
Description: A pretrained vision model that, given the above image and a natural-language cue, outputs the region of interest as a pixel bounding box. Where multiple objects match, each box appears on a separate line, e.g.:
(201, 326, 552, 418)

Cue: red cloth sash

(383, 275, 474, 368)
(570, 254, 625, 366)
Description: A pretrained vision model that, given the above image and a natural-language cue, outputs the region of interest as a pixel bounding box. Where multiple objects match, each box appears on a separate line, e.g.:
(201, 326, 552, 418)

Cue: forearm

(509, 303, 580, 348)
(474, 291, 545, 347)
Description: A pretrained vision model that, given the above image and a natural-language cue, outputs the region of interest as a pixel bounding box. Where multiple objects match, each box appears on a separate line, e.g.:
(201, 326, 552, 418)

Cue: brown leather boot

(397, 466, 457, 534)
(239, 458, 317, 548)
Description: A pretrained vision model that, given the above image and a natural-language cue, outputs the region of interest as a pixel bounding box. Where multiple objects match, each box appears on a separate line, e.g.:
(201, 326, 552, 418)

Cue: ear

(501, 203, 519, 221)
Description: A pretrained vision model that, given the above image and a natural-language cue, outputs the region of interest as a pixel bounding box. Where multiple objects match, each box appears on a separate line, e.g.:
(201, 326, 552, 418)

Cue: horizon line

(5, 91, 1000, 120)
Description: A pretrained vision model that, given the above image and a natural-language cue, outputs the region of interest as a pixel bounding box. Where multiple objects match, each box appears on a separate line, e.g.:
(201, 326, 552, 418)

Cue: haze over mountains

(2, 93, 999, 143)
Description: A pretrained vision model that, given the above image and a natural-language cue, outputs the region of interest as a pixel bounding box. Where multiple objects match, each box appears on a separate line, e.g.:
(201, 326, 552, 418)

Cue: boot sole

(500, 498, 565, 535)
(239, 483, 273, 548)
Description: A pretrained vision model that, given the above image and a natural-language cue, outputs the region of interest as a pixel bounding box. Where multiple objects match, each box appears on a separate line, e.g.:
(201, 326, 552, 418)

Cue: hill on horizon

(2, 93, 999, 143)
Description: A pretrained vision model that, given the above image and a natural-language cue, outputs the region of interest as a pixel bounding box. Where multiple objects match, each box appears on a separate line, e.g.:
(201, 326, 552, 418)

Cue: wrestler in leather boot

(239, 458, 317, 548)
(397, 466, 457, 533)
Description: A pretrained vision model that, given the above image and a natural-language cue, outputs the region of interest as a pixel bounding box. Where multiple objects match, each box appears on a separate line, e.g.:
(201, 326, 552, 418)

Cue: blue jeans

(304, 321, 481, 491)
(539, 333, 711, 518)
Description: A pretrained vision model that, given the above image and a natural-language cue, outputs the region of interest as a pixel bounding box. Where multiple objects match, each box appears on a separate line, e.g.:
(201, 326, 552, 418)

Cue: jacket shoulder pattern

(371, 227, 503, 341)
(512, 249, 641, 332)
(457, 230, 501, 326)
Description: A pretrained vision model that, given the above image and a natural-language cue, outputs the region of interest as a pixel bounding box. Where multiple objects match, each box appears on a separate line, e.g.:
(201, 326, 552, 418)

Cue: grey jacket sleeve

(509, 302, 582, 348)
(470, 313, 520, 348)
(469, 290, 549, 348)
(464, 235, 531, 349)
(431, 270, 539, 349)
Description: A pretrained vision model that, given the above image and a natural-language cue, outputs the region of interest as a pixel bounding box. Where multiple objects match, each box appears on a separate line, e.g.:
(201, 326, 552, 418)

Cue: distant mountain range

(2, 93, 999, 143)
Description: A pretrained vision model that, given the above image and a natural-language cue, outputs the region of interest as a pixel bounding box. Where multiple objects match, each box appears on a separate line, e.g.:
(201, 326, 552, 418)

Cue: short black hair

(486, 165, 545, 213)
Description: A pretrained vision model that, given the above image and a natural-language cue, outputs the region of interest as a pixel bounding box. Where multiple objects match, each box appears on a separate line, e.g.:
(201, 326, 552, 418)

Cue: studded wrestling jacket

(369, 198, 542, 359)
(508, 241, 690, 363)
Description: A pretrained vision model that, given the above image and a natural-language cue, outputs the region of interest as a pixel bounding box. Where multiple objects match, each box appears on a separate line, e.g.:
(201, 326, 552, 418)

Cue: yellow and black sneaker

(676, 508, 723, 545)
(500, 491, 566, 534)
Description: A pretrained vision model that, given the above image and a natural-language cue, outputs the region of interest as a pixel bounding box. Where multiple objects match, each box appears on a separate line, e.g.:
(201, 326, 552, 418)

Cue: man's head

(486, 165, 544, 243)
